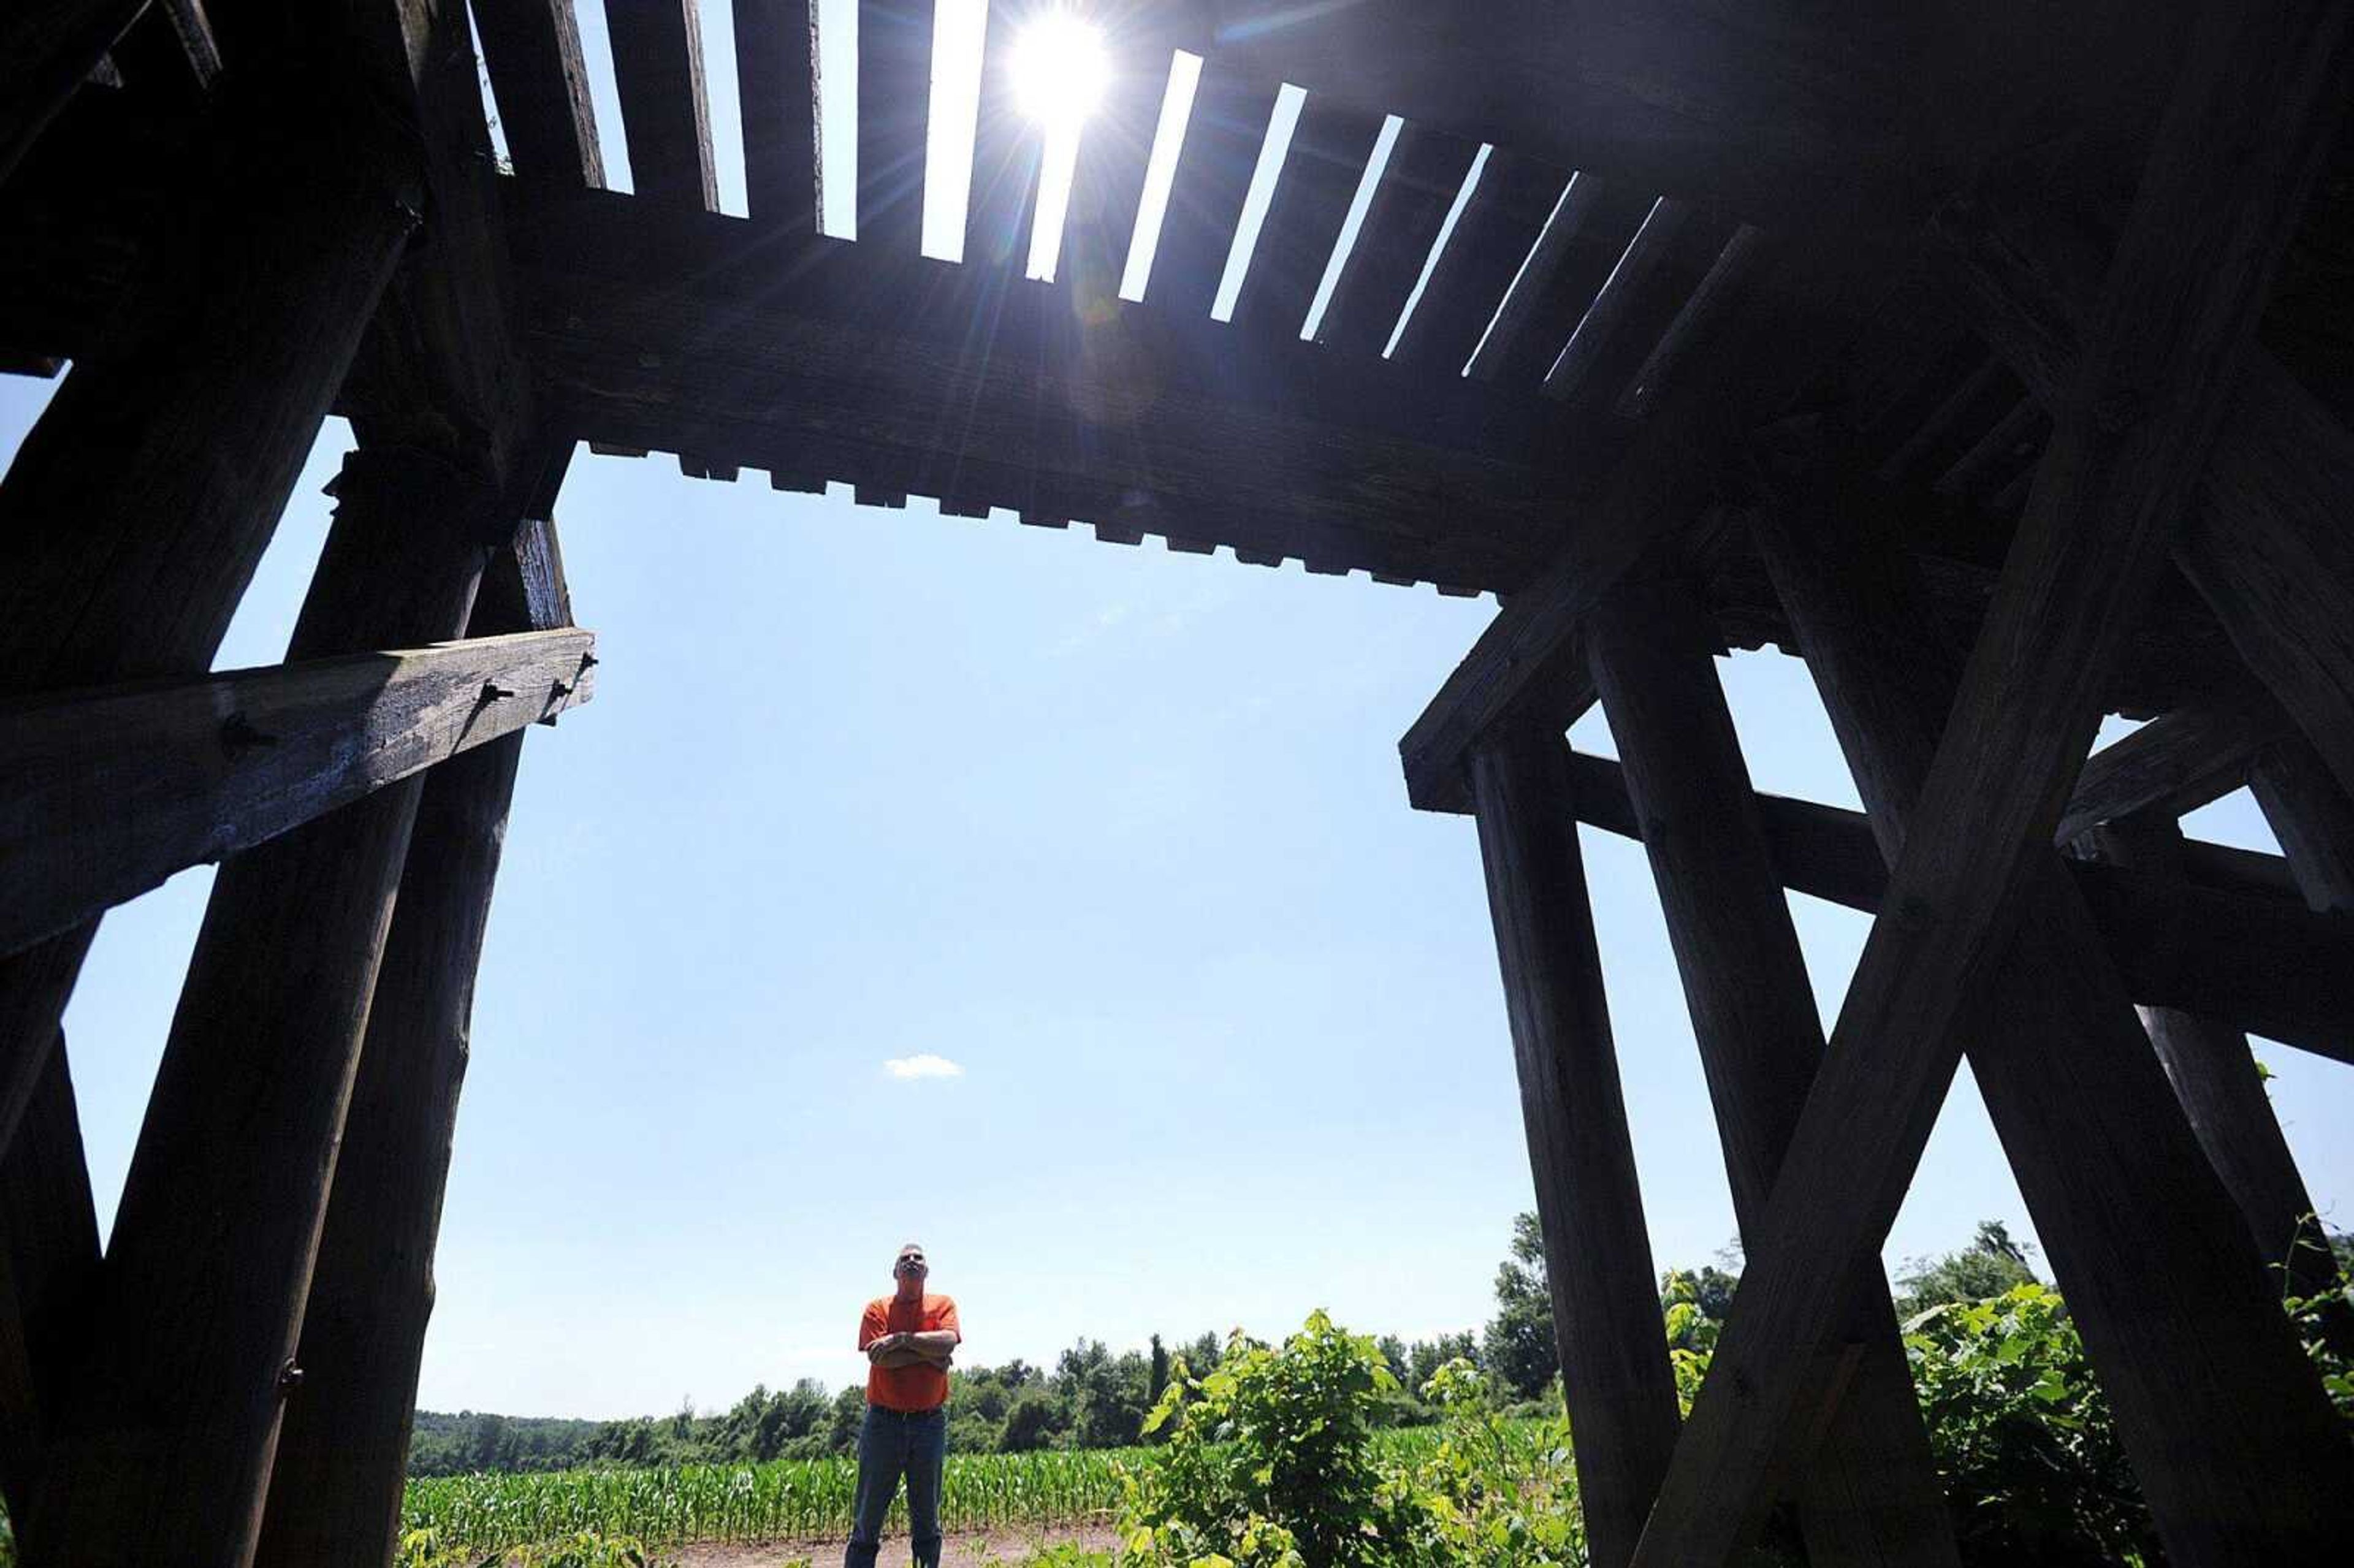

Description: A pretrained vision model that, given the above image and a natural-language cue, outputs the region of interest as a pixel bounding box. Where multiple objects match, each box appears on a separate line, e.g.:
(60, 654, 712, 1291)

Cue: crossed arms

(867, 1330, 958, 1370)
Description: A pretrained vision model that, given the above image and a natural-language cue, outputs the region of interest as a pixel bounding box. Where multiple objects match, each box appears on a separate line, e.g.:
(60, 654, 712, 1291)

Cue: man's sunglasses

(896, 1257, 927, 1271)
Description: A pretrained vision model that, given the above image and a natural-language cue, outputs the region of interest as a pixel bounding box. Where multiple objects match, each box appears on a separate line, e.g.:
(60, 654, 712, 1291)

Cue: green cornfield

(402, 1428, 1461, 1553)
(403, 1447, 1128, 1549)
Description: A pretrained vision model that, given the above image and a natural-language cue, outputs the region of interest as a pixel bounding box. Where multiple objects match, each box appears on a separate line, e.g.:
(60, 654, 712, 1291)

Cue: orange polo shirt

(859, 1292, 961, 1412)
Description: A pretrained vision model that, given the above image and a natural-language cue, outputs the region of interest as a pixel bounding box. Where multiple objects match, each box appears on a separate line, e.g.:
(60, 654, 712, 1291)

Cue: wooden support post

(2054, 696, 2293, 847)
(0, 42, 420, 1162)
(1585, 580, 1956, 1567)
(252, 521, 568, 1568)
(2082, 818, 2353, 1349)
(1708, 436, 2354, 1566)
(1551, 745, 2354, 1065)
(1466, 728, 1681, 1568)
(1629, 0, 2354, 1554)
(25, 452, 504, 1568)
(0, 1038, 97, 1522)
(2250, 737, 2354, 912)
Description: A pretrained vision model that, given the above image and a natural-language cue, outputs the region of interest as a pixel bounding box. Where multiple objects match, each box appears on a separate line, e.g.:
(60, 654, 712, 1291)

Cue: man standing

(848, 1242, 961, 1568)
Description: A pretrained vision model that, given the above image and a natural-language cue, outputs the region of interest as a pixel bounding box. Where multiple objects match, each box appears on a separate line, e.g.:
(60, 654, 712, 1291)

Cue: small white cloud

(883, 1054, 965, 1080)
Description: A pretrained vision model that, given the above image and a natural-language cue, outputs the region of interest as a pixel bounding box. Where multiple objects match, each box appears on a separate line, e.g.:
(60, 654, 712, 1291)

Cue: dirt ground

(671, 1523, 1121, 1566)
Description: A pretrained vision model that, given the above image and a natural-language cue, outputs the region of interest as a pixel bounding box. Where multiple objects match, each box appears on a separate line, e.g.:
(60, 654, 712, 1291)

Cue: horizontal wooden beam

(1558, 748, 2354, 1065)
(0, 630, 595, 958)
(504, 181, 1599, 588)
(1401, 230, 1877, 811)
(2054, 695, 2295, 845)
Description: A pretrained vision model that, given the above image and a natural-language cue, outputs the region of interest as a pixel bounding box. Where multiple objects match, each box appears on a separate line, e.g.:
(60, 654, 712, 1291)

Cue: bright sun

(1008, 10, 1109, 128)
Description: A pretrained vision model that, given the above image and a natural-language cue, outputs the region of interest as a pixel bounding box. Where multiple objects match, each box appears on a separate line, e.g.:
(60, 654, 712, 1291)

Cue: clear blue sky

(8, 0, 2350, 1421)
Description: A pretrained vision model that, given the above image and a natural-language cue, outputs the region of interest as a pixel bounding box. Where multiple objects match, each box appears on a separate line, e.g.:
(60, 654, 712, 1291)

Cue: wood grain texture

(733, 0, 816, 227)
(0, 0, 146, 185)
(0, 628, 593, 957)
(1940, 205, 2354, 805)
(602, 0, 717, 209)
(2054, 696, 2293, 847)
(1557, 744, 2354, 1063)
(251, 521, 570, 1568)
(1682, 428, 2354, 1568)
(1585, 580, 1959, 1568)
(1468, 727, 1680, 1568)
(471, 0, 607, 186)
(23, 447, 519, 1567)
(2250, 737, 2354, 911)
(2084, 818, 2352, 1350)
(503, 183, 1582, 590)
(1401, 227, 1873, 813)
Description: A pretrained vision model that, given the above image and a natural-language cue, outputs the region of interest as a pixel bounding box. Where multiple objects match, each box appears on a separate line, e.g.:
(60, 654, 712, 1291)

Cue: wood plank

(25, 445, 534, 1566)
(1144, 63, 1279, 321)
(1555, 745, 2354, 1064)
(1467, 174, 1654, 388)
(1194, 1, 1929, 233)
(1383, 146, 1561, 374)
(601, 0, 717, 209)
(503, 183, 1586, 592)
(855, 0, 934, 248)
(1634, 6, 2354, 1553)
(0, 23, 420, 1196)
(1232, 96, 1378, 340)
(1585, 581, 1959, 1568)
(1541, 197, 1691, 401)
(0, 628, 593, 957)
(0, 1038, 97, 1523)
(251, 521, 569, 1568)
(1612, 223, 1768, 421)
(2250, 737, 2354, 911)
(1937, 202, 2354, 803)
(2084, 819, 2352, 1352)
(734, 0, 817, 227)
(962, 0, 1041, 271)
(471, 0, 606, 186)
(1468, 726, 1681, 1568)
(1055, 1, 1194, 306)
(1400, 228, 1873, 813)
(0, 0, 145, 185)
(1312, 121, 1473, 357)
(2054, 696, 2294, 847)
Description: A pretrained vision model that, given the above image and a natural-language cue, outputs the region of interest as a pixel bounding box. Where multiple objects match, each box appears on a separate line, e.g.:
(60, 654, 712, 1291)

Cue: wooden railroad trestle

(1, 2, 2351, 1564)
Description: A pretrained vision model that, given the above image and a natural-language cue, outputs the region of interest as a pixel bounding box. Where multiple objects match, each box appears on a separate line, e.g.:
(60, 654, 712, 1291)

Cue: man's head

(893, 1242, 929, 1298)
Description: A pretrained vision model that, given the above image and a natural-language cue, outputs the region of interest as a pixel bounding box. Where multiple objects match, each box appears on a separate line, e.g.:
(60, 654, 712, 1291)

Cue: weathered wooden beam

(471, 0, 608, 188)
(1057, 3, 1197, 308)
(1632, 2, 2354, 1553)
(251, 520, 571, 1568)
(2250, 737, 2354, 911)
(1585, 580, 1958, 1567)
(1468, 726, 1680, 1568)
(1557, 743, 2354, 1063)
(1938, 204, 2354, 805)
(1401, 228, 1873, 813)
(1541, 197, 1688, 402)
(602, 0, 718, 210)
(1312, 122, 1472, 357)
(855, 0, 932, 248)
(733, 0, 815, 227)
(1146, 62, 1279, 322)
(0, 627, 593, 957)
(0, 31, 421, 1181)
(503, 181, 1583, 590)
(1196, 1, 1938, 233)
(1232, 96, 1377, 340)
(1613, 223, 1769, 421)
(0, 1039, 97, 1523)
(2054, 696, 2295, 847)
(1384, 147, 1561, 375)
(0, 0, 147, 186)
(25, 446, 531, 1566)
(962, 0, 1041, 272)
(2085, 818, 2353, 1352)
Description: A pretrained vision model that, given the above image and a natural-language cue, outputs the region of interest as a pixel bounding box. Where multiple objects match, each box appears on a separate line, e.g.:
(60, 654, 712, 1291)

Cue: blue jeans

(846, 1403, 947, 1568)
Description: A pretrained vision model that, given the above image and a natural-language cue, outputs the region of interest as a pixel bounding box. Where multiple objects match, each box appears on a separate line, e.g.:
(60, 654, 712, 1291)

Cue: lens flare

(1008, 10, 1108, 129)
